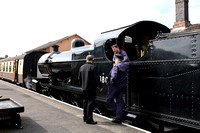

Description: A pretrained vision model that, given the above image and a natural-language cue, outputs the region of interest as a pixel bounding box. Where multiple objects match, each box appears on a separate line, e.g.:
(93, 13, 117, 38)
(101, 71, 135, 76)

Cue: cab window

(104, 36, 147, 61)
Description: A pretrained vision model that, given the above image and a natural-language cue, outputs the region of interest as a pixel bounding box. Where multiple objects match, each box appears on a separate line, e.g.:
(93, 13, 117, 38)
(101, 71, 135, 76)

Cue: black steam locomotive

(35, 21, 200, 130)
(2, 20, 200, 131)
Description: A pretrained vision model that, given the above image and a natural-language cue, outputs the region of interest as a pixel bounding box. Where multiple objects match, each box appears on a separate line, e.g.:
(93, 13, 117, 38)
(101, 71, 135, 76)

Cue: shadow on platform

(0, 117, 48, 133)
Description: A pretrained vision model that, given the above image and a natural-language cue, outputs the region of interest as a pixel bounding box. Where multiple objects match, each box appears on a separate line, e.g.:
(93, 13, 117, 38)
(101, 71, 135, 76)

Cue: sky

(0, 0, 200, 57)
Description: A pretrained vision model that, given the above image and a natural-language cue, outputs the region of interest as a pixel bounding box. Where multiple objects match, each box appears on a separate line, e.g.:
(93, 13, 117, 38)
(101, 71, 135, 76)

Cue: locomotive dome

(71, 39, 85, 49)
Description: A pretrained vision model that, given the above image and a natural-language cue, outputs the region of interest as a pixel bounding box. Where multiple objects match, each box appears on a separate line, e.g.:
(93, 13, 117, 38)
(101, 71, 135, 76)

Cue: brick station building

(26, 34, 91, 53)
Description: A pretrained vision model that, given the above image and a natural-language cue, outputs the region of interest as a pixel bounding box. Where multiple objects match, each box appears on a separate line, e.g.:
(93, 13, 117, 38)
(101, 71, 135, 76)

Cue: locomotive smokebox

(52, 45, 59, 52)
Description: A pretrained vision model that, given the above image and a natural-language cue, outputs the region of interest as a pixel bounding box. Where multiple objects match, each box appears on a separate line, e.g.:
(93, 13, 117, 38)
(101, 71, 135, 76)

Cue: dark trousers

(83, 91, 96, 122)
(107, 86, 125, 119)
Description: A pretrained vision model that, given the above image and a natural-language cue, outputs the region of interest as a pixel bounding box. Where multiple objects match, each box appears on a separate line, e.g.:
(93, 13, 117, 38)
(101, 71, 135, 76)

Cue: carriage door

(13, 60, 19, 82)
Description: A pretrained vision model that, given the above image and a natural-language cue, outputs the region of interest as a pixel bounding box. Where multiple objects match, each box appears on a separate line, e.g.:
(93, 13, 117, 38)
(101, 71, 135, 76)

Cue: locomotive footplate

(0, 98, 24, 128)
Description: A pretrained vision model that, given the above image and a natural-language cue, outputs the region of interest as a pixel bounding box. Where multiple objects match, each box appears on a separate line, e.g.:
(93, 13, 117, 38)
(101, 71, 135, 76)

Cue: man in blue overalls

(107, 54, 129, 124)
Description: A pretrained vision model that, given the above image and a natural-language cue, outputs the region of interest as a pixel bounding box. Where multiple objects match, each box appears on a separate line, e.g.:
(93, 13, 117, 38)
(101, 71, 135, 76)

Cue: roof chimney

(173, 0, 191, 30)
(52, 45, 59, 52)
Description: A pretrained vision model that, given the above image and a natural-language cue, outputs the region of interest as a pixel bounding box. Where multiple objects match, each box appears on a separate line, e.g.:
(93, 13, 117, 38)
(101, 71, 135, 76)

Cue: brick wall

(45, 34, 91, 53)
(173, 0, 190, 29)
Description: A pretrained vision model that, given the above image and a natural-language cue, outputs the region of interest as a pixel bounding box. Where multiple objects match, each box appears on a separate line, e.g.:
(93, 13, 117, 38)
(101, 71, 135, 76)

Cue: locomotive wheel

(58, 95, 65, 102)
(93, 107, 101, 114)
(51, 90, 68, 102)
(50, 90, 61, 100)
(71, 100, 79, 106)
(93, 105, 107, 115)
(70, 94, 82, 107)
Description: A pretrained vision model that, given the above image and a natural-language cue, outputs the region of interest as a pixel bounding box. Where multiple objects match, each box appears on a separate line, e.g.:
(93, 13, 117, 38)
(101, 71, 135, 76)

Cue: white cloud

(190, 0, 200, 24)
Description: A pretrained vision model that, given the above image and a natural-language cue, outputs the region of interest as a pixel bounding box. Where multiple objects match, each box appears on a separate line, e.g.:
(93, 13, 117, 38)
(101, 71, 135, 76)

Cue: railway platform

(0, 80, 149, 133)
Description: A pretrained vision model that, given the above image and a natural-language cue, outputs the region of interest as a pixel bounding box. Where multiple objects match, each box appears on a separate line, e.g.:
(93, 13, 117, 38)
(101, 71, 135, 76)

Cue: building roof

(26, 34, 91, 53)
(171, 23, 200, 33)
(186, 24, 200, 31)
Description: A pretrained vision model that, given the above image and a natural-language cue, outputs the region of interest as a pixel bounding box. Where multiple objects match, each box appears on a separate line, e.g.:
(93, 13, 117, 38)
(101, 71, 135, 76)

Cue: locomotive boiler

(35, 20, 200, 130)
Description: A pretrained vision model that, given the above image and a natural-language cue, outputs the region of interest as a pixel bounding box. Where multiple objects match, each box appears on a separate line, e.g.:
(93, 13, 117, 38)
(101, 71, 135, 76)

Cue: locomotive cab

(92, 21, 170, 114)
(95, 21, 170, 62)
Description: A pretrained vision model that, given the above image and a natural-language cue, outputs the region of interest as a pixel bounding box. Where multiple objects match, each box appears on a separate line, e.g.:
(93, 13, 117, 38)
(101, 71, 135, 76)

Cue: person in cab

(111, 44, 130, 62)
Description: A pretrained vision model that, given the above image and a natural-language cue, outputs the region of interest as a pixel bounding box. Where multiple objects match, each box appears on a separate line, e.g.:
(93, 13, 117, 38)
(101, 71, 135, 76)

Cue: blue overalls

(107, 61, 129, 119)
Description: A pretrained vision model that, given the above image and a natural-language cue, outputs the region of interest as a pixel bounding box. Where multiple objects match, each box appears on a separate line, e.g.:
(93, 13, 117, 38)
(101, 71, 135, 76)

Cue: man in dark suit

(79, 55, 103, 124)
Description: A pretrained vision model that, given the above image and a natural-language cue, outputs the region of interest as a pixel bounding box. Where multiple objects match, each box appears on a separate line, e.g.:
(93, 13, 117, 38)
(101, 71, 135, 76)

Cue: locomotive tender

(1, 20, 200, 130)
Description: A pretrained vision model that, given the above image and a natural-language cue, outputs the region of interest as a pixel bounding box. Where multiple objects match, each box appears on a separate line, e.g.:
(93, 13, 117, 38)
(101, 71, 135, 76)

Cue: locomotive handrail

(130, 58, 200, 65)
(138, 68, 200, 79)
(155, 29, 200, 40)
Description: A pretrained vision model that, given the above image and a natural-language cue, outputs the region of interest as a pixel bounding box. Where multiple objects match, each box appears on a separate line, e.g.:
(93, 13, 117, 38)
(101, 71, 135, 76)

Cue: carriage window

(9, 62, 11, 72)
(6, 62, 8, 72)
(3, 63, 5, 72)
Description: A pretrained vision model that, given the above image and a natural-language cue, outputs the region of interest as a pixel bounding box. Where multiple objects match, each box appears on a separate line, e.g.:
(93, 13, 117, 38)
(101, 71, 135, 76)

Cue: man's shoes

(83, 118, 86, 122)
(112, 118, 122, 124)
(86, 120, 98, 124)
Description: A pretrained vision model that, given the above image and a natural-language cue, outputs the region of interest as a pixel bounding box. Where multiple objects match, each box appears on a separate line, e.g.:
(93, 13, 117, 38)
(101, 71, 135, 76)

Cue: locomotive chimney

(173, 0, 191, 30)
(52, 45, 59, 52)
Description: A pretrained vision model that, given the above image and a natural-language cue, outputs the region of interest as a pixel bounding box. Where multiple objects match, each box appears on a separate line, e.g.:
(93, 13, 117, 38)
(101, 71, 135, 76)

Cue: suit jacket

(79, 62, 102, 93)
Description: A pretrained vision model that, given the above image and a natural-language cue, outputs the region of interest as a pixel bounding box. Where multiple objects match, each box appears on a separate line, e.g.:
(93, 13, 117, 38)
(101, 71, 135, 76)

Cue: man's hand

(99, 88, 103, 92)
